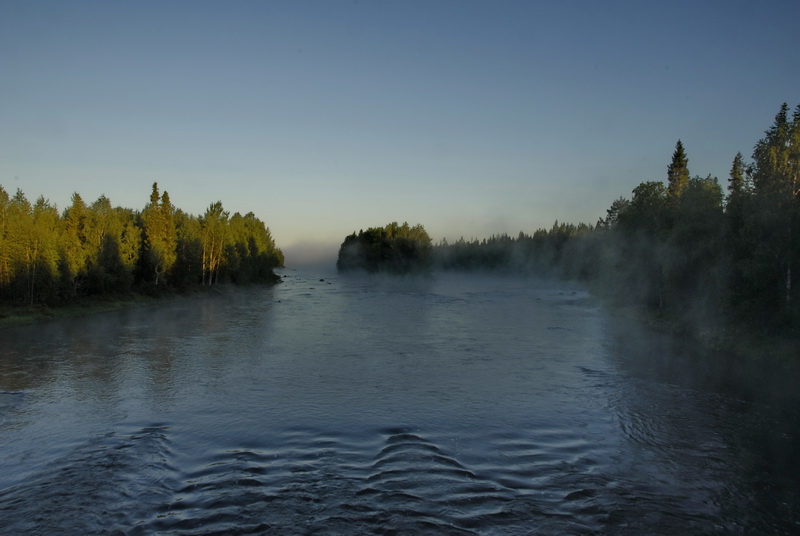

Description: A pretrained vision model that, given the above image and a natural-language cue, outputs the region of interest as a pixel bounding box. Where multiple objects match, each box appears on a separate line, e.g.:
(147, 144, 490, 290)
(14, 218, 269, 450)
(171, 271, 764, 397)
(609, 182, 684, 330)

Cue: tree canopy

(426, 103, 800, 338)
(0, 183, 283, 306)
(337, 222, 432, 273)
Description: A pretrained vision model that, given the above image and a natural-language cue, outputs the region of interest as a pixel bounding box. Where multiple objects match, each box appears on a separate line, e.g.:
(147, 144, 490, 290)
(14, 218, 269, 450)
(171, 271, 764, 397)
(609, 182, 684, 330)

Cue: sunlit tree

(60, 192, 90, 289)
(141, 183, 177, 286)
(200, 201, 228, 285)
(0, 186, 11, 291)
(117, 208, 141, 276)
(667, 140, 690, 203)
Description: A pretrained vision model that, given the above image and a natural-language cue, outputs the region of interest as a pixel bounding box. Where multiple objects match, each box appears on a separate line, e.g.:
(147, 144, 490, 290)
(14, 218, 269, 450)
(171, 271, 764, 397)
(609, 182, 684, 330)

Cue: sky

(1, 0, 798, 265)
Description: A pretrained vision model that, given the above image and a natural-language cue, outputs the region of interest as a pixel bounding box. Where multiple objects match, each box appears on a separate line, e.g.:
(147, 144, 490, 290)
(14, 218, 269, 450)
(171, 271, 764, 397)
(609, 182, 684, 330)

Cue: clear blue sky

(1, 0, 798, 264)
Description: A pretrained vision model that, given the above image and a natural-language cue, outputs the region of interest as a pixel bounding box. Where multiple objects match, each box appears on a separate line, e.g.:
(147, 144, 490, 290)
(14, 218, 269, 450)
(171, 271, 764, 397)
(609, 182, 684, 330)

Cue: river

(0, 268, 798, 534)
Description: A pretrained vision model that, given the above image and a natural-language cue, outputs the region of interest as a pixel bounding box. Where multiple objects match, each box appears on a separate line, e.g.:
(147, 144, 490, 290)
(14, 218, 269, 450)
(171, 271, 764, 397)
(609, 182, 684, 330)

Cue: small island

(336, 222, 432, 274)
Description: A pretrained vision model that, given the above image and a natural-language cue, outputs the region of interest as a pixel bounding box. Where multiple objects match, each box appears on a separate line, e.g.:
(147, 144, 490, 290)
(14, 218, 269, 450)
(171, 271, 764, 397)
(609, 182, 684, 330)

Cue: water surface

(0, 269, 798, 534)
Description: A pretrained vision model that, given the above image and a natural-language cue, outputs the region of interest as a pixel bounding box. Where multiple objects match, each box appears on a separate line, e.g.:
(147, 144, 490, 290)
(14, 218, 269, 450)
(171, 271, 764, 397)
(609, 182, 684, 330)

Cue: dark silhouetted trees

(430, 103, 800, 337)
(337, 222, 432, 273)
(726, 103, 800, 326)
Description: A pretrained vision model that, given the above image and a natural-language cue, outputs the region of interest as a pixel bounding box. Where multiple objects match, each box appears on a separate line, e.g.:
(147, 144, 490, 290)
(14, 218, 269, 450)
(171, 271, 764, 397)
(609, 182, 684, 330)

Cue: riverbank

(596, 293, 799, 365)
(0, 278, 283, 330)
(0, 293, 173, 329)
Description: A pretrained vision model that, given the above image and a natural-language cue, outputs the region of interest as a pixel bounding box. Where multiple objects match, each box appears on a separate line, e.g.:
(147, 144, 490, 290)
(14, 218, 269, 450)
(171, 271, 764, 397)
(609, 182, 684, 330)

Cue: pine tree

(752, 102, 792, 194)
(117, 208, 141, 276)
(728, 152, 747, 197)
(61, 192, 89, 287)
(747, 103, 799, 314)
(83, 195, 126, 295)
(667, 140, 690, 202)
(7, 190, 33, 302)
(159, 190, 177, 276)
(141, 183, 177, 286)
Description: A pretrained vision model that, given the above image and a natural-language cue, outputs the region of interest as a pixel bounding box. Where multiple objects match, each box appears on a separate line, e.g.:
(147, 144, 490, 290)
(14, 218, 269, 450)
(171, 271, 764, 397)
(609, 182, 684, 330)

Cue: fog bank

(281, 240, 339, 269)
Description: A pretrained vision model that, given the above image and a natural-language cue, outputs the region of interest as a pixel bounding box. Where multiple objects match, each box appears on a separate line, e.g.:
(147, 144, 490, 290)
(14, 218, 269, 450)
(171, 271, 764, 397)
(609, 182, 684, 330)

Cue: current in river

(0, 268, 798, 534)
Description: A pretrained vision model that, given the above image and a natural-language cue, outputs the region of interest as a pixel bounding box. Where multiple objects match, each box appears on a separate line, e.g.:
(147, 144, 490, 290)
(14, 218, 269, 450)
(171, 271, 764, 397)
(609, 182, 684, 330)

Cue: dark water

(0, 269, 798, 535)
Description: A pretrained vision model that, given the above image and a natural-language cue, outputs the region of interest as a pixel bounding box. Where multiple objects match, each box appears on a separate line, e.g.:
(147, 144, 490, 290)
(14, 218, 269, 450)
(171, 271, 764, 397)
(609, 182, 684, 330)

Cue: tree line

(0, 182, 284, 305)
(434, 102, 800, 337)
(337, 222, 432, 273)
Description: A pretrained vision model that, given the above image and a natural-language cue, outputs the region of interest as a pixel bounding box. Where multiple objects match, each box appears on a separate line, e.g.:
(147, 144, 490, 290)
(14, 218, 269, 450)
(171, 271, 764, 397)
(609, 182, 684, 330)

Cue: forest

(7, 102, 799, 342)
(337, 103, 799, 341)
(337, 222, 433, 273)
(0, 182, 284, 307)
(435, 103, 800, 339)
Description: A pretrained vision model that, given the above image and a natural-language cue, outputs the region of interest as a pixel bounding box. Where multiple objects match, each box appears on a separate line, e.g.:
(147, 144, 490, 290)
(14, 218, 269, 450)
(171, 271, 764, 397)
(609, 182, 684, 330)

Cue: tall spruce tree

(61, 192, 89, 286)
(750, 103, 799, 309)
(141, 183, 177, 286)
(667, 140, 690, 202)
(728, 152, 747, 197)
(752, 103, 792, 194)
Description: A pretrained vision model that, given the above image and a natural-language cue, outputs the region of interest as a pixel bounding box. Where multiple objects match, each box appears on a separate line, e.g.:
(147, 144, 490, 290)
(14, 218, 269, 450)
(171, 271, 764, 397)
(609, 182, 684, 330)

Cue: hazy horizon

(2, 1, 798, 260)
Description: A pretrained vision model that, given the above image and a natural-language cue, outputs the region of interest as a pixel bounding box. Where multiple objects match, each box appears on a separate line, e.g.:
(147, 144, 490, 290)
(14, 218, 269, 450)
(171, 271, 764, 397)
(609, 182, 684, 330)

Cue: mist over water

(0, 268, 798, 534)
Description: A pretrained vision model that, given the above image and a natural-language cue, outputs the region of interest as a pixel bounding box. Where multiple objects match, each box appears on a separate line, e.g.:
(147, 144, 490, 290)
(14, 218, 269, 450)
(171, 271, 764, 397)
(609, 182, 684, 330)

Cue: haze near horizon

(2, 0, 798, 266)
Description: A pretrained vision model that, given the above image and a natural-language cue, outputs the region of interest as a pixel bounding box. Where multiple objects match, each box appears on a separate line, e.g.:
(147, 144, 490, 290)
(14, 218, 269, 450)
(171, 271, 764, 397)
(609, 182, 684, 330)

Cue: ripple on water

(116, 424, 623, 535)
(2, 272, 798, 534)
(0, 423, 176, 535)
(0, 408, 782, 534)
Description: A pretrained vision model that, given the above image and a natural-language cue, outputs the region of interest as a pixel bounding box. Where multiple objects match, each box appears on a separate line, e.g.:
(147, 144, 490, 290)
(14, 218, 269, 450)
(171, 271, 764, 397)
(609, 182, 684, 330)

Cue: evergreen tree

(172, 210, 203, 289)
(0, 184, 281, 305)
(61, 192, 89, 290)
(749, 103, 799, 312)
(337, 222, 432, 273)
(7, 190, 33, 303)
(141, 183, 178, 286)
(667, 140, 690, 202)
(666, 176, 725, 316)
(83, 196, 128, 295)
(30, 197, 60, 304)
(5, 194, 62, 305)
(728, 152, 747, 197)
(117, 208, 141, 276)
(724, 152, 755, 318)
(159, 190, 178, 277)
(752, 103, 792, 194)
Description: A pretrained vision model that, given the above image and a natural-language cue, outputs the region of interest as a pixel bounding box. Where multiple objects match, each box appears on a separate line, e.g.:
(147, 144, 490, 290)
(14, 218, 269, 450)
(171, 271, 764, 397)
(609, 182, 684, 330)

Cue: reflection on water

(0, 269, 798, 534)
